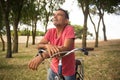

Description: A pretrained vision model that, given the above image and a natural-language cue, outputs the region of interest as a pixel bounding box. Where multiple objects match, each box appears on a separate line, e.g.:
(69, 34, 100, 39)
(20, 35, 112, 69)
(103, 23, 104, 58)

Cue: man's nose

(53, 15, 57, 18)
(51, 17, 57, 22)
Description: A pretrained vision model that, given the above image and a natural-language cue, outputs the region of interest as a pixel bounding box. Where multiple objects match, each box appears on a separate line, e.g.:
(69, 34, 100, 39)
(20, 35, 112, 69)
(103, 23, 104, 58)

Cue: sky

(36, 0, 120, 40)
(61, 0, 120, 40)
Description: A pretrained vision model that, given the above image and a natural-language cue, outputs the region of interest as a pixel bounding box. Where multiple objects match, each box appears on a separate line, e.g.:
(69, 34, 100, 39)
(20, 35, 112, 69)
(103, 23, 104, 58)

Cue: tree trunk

(0, 0, 12, 58)
(12, 0, 24, 53)
(95, 14, 102, 47)
(102, 15, 107, 41)
(44, 10, 49, 33)
(5, 12, 12, 57)
(82, 0, 89, 48)
(82, 15, 88, 48)
(0, 34, 5, 51)
(12, 22, 18, 53)
(26, 29, 30, 47)
(26, 35, 29, 48)
(32, 19, 37, 45)
(95, 32, 98, 47)
(5, 22, 12, 58)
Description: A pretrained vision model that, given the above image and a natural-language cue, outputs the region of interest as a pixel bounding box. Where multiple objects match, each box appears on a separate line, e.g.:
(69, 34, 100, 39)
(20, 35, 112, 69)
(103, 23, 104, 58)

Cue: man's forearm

(37, 43, 47, 49)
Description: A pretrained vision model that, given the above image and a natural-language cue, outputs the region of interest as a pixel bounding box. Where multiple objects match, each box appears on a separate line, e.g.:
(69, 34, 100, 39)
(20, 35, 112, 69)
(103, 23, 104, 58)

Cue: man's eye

(57, 14, 63, 16)
(53, 13, 64, 17)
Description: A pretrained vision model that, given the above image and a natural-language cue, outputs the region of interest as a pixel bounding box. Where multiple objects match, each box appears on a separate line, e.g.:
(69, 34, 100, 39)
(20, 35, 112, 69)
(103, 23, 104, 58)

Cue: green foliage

(73, 25, 83, 39)
(21, 0, 65, 27)
(17, 30, 44, 36)
(19, 30, 30, 36)
(89, 0, 120, 14)
(73, 25, 93, 39)
(38, 31, 45, 36)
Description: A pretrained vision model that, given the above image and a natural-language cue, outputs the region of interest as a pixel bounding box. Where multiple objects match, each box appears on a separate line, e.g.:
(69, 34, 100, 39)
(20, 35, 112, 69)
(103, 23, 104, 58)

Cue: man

(28, 8, 76, 80)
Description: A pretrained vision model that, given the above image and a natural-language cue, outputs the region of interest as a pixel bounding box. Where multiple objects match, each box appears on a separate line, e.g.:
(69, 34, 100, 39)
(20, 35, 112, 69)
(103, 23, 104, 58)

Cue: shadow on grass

(0, 58, 28, 70)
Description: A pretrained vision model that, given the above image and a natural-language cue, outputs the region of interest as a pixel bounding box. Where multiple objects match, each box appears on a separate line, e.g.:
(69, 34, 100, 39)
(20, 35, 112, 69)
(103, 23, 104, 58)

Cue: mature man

(28, 8, 76, 80)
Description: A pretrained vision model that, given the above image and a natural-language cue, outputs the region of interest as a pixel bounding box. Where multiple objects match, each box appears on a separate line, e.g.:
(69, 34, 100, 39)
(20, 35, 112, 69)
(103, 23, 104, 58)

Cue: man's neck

(56, 24, 67, 37)
(56, 24, 67, 32)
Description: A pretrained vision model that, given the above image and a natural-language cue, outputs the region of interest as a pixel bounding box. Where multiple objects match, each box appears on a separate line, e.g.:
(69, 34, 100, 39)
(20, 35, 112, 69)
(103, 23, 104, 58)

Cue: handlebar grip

(84, 51, 88, 55)
(81, 48, 88, 55)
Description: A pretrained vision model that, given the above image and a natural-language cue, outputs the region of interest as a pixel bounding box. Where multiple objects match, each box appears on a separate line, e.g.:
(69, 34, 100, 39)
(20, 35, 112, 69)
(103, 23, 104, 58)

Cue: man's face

(52, 10, 68, 26)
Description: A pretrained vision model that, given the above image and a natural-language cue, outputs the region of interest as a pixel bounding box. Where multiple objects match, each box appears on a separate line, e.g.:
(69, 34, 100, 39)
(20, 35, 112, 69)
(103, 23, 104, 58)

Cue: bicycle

(37, 48, 88, 80)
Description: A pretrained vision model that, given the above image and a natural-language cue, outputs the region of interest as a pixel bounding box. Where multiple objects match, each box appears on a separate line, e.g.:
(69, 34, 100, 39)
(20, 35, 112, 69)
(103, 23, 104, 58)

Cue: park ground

(0, 36, 120, 80)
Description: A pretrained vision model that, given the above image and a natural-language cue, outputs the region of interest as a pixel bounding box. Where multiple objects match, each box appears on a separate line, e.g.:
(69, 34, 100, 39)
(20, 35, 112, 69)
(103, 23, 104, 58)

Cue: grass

(0, 39, 120, 80)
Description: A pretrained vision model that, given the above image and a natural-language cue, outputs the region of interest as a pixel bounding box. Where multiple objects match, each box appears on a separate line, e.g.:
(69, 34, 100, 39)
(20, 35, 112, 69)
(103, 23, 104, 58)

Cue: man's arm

(59, 38, 74, 51)
(37, 36, 74, 57)
(41, 38, 74, 57)
(28, 38, 74, 70)
(37, 38, 48, 49)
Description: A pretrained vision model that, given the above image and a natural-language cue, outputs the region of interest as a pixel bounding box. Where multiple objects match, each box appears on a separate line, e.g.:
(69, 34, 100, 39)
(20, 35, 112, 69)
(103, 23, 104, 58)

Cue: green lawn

(0, 39, 120, 80)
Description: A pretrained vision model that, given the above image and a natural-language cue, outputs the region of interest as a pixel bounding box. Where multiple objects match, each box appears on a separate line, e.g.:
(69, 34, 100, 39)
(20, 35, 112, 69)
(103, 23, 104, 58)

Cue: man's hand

(45, 44, 60, 57)
(28, 55, 43, 70)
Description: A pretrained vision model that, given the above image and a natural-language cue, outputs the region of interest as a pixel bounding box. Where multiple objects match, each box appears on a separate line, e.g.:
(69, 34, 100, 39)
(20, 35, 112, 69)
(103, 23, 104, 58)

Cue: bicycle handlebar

(63, 48, 88, 57)
(37, 48, 88, 58)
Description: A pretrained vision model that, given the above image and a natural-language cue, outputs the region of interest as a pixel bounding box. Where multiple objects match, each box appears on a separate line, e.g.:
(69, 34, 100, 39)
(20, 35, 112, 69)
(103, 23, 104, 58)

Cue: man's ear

(65, 19, 69, 24)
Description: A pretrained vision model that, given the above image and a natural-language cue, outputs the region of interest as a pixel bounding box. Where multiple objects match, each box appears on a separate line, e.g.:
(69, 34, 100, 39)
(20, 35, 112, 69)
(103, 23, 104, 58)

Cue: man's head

(52, 8, 69, 27)
(57, 8, 69, 19)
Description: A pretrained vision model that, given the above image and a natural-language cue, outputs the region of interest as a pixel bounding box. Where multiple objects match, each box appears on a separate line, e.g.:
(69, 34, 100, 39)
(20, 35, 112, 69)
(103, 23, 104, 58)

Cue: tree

(101, 0, 120, 41)
(25, 28, 30, 47)
(94, 0, 108, 46)
(89, 8, 102, 47)
(40, 0, 65, 33)
(89, 0, 120, 47)
(19, 0, 41, 45)
(73, 25, 83, 39)
(0, 9, 5, 51)
(21, 0, 65, 45)
(73, 24, 93, 39)
(78, 0, 89, 48)
(11, 0, 24, 53)
(27, 0, 39, 45)
(0, 0, 12, 58)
